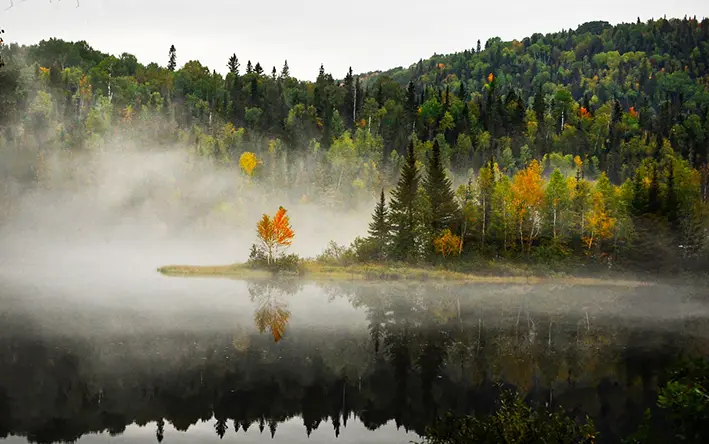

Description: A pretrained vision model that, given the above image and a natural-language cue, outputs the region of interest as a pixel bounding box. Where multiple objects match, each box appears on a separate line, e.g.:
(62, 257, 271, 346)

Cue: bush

(420, 388, 597, 444)
(248, 243, 302, 274)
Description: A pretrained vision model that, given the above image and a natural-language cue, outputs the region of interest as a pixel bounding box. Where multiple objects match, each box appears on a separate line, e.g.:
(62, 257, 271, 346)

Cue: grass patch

(158, 260, 653, 287)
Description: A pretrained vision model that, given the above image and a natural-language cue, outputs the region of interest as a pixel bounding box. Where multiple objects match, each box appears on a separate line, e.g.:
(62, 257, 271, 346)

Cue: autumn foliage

(239, 152, 260, 177)
(256, 206, 295, 264)
(434, 229, 462, 258)
(583, 192, 616, 251)
(511, 160, 545, 251)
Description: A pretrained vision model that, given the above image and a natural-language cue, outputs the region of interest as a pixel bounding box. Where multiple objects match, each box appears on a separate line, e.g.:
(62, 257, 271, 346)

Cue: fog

(0, 137, 375, 287)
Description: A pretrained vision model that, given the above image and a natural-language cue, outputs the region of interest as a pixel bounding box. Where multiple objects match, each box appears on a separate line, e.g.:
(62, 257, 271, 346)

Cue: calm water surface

(1, 252, 709, 443)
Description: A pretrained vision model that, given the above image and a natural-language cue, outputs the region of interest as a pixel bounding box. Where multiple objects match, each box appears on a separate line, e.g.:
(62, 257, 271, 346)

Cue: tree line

(1, 17, 708, 267)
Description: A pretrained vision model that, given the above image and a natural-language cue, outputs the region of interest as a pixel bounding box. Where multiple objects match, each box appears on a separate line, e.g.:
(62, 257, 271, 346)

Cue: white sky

(1, 0, 708, 80)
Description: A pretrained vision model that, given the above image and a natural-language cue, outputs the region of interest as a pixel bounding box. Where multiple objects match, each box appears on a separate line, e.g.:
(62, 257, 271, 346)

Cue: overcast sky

(2, 0, 708, 80)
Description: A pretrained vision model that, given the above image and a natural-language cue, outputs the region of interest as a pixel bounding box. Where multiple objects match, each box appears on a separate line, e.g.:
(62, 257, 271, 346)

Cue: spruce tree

(666, 161, 679, 229)
(254, 62, 264, 76)
(631, 169, 648, 215)
(406, 80, 417, 129)
(227, 54, 239, 75)
(368, 189, 391, 260)
(648, 164, 661, 214)
(246, 60, 253, 74)
(389, 140, 420, 261)
(167, 45, 177, 72)
(424, 139, 458, 236)
(457, 80, 467, 101)
(280, 60, 290, 79)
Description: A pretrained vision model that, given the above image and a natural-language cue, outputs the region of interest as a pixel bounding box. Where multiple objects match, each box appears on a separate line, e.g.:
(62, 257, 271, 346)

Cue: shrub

(248, 243, 302, 274)
(420, 388, 597, 444)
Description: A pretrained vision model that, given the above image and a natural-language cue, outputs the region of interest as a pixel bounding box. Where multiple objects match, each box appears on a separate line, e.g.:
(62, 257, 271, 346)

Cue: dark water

(2, 274, 709, 443)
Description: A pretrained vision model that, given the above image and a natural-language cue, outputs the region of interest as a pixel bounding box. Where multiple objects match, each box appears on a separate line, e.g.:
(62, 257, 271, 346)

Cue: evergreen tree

(280, 60, 290, 79)
(246, 60, 253, 74)
(666, 161, 679, 229)
(368, 189, 391, 260)
(343, 67, 355, 125)
(389, 140, 420, 261)
(406, 80, 417, 130)
(424, 139, 458, 237)
(167, 45, 176, 72)
(631, 169, 648, 215)
(271, 66, 277, 80)
(457, 80, 467, 102)
(227, 54, 239, 75)
(254, 62, 264, 76)
(648, 164, 661, 214)
(476, 39, 482, 53)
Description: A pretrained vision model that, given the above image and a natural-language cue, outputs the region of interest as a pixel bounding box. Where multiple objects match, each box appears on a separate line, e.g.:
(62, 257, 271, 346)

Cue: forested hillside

(1, 17, 709, 270)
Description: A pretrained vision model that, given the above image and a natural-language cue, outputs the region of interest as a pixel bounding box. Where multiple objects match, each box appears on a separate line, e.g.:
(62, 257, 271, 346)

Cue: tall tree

(367, 189, 391, 260)
(227, 54, 240, 75)
(280, 60, 290, 79)
(389, 140, 421, 261)
(167, 45, 176, 72)
(424, 140, 458, 238)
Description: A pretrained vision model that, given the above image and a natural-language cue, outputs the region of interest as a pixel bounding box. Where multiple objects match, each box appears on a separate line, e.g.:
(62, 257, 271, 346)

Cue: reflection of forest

(1, 281, 708, 443)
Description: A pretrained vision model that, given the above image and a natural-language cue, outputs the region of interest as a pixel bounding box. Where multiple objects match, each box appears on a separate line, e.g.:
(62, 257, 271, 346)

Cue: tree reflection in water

(248, 280, 299, 343)
(0, 280, 707, 443)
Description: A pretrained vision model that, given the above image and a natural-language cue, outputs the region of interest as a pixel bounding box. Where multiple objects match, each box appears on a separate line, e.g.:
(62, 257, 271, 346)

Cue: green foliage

(628, 357, 709, 443)
(389, 139, 421, 261)
(420, 388, 597, 444)
(248, 243, 303, 274)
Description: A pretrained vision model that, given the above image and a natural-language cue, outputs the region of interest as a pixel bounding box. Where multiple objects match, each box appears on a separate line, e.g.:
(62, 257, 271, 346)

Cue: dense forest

(1, 17, 709, 270)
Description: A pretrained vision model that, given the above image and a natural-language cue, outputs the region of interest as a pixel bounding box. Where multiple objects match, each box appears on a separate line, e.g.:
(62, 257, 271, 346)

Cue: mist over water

(2, 143, 709, 443)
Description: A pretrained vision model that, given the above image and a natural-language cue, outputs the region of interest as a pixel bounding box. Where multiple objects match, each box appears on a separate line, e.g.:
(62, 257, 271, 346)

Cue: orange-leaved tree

(434, 229, 461, 258)
(256, 206, 295, 264)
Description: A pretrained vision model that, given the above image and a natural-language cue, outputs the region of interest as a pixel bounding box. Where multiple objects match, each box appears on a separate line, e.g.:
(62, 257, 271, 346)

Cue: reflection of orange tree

(247, 280, 301, 343)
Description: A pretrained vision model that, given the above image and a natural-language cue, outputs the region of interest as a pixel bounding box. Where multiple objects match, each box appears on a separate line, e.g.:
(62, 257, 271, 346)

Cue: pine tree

(666, 160, 679, 229)
(424, 139, 458, 237)
(648, 164, 661, 214)
(246, 60, 253, 74)
(271, 66, 277, 80)
(406, 80, 417, 130)
(167, 45, 177, 72)
(280, 60, 290, 79)
(477, 39, 482, 53)
(631, 169, 648, 215)
(227, 54, 240, 76)
(368, 189, 391, 260)
(254, 62, 264, 76)
(389, 140, 420, 261)
(457, 80, 467, 101)
(343, 67, 355, 125)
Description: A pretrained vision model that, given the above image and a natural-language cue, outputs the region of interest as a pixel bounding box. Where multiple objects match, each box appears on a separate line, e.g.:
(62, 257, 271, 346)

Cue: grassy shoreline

(157, 261, 654, 287)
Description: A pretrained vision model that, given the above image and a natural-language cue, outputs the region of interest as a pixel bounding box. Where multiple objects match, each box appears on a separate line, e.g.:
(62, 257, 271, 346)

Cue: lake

(2, 257, 709, 444)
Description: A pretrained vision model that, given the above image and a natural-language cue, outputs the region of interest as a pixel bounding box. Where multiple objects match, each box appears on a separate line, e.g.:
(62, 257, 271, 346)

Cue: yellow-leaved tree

(511, 159, 544, 252)
(240, 152, 260, 177)
(256, 207, 295, 264)
(434, 229, 462, 258)
(583, 191, 616, 251)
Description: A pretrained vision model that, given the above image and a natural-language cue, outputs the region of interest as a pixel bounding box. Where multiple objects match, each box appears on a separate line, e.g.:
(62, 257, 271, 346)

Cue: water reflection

(248, 280, 299, 343)
(1, 280, 708, 443)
